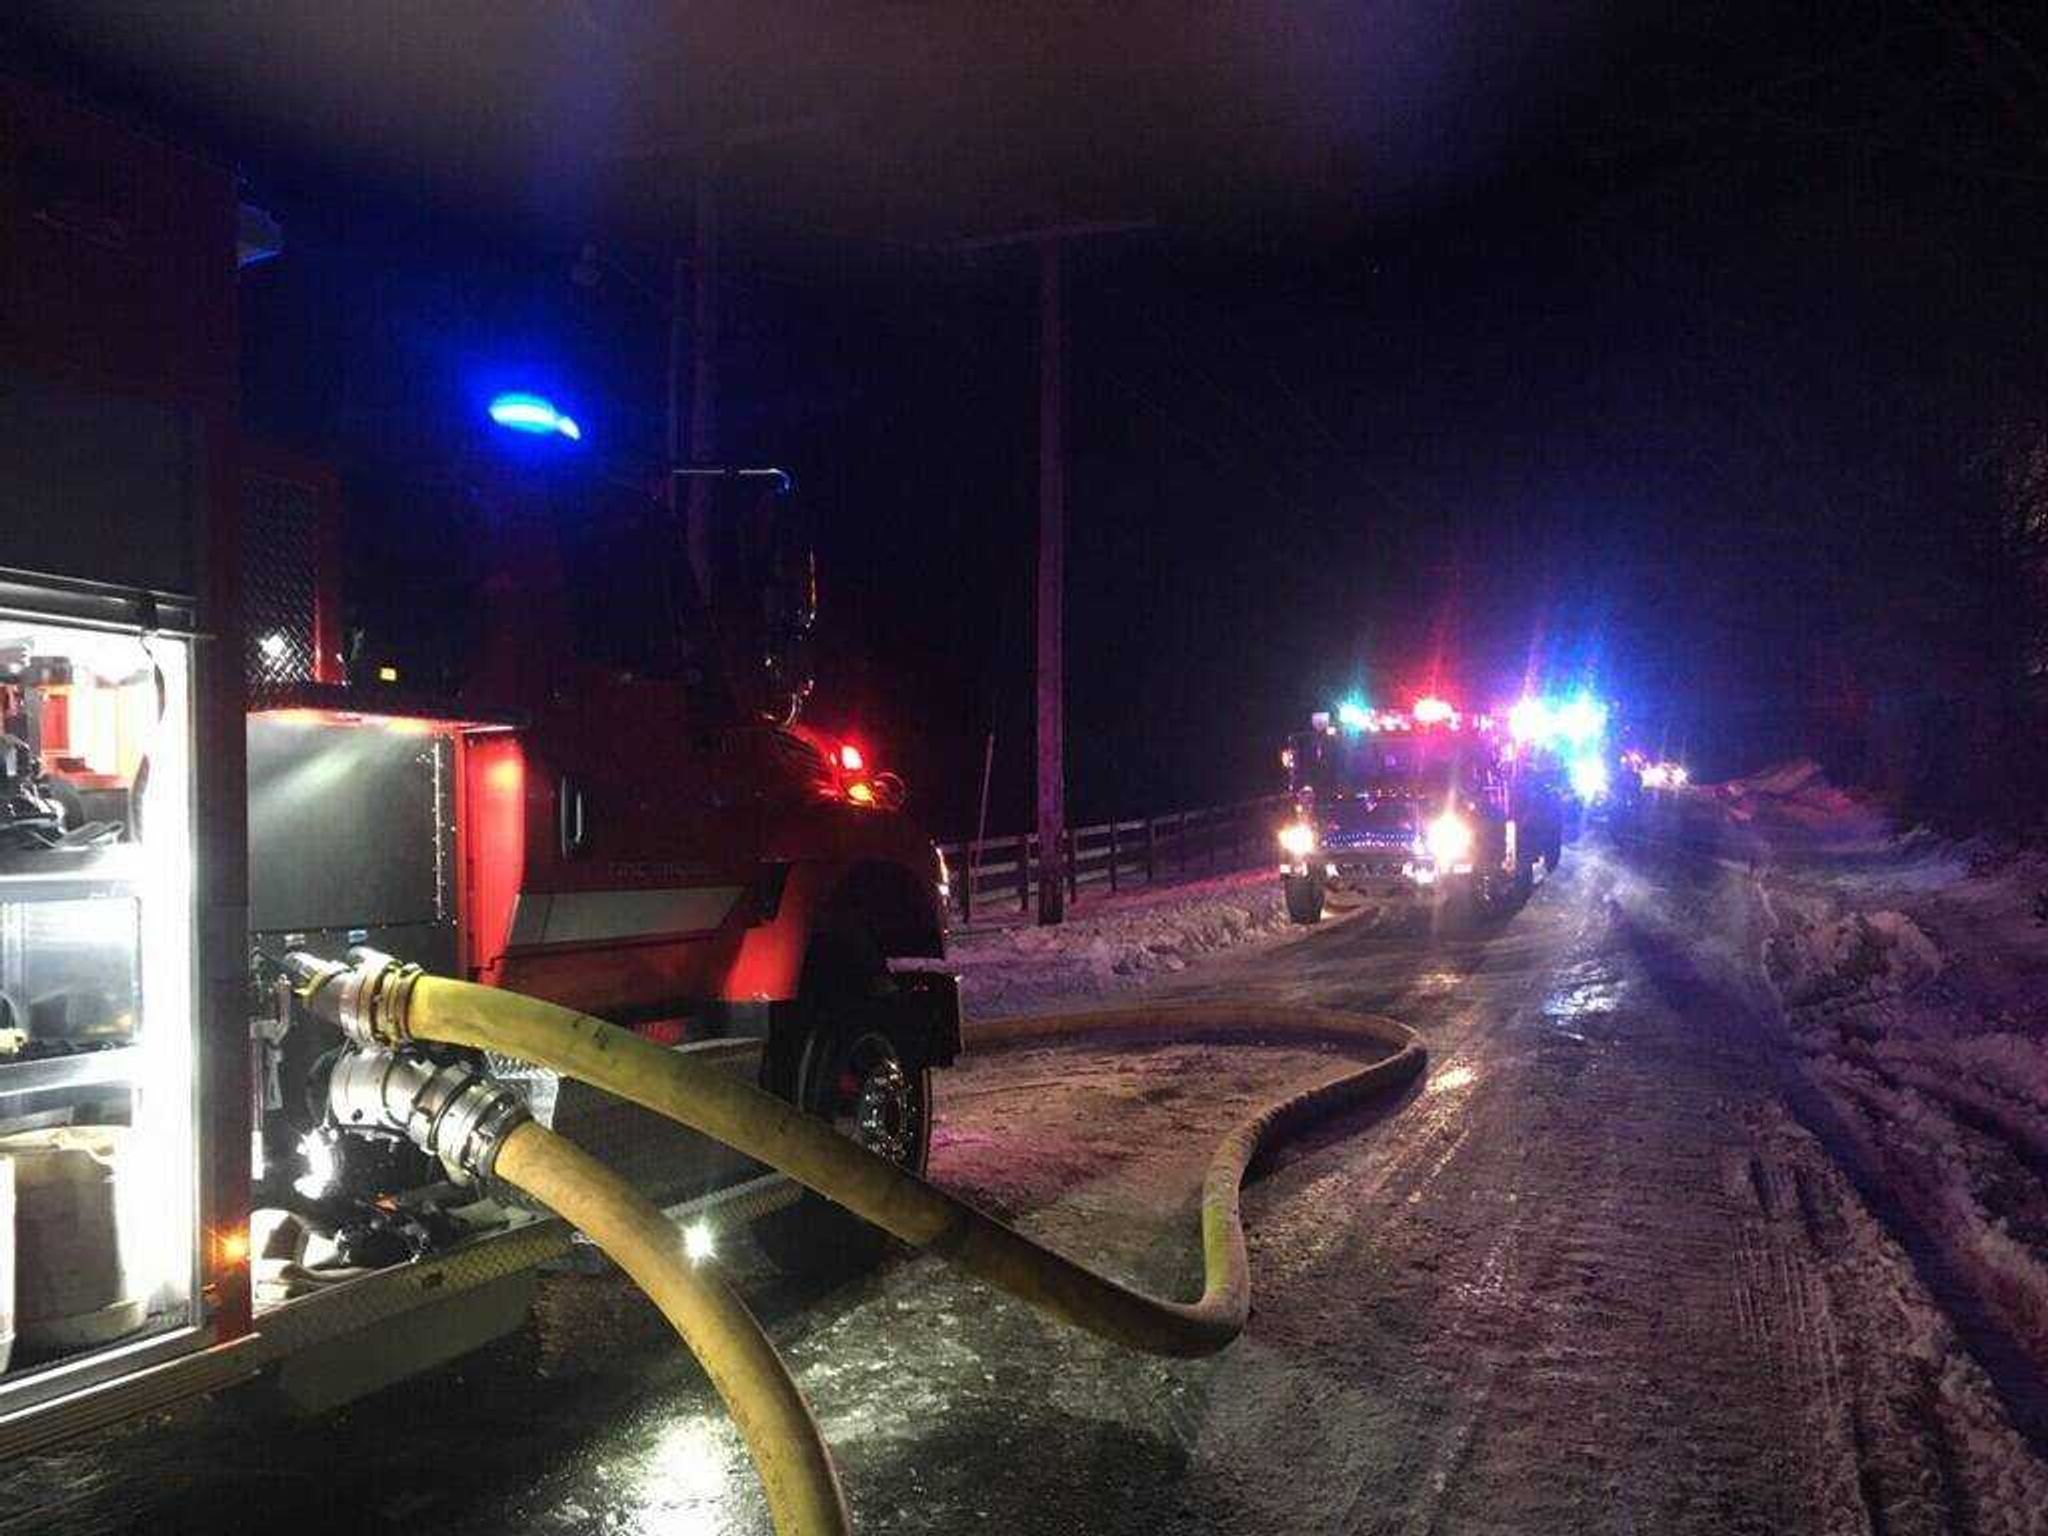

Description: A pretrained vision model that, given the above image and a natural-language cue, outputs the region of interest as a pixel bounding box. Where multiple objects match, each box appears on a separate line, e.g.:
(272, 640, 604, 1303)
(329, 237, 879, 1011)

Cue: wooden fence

(937, 794, 1294, 922)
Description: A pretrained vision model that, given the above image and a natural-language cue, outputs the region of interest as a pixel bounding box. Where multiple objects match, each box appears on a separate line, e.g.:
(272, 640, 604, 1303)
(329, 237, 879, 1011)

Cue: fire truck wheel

(1437, 876, 1492, 935)
(1283, 875, 1325, 925)
(1513, 844, 1537, 896)
(755, 1015, 934, 1281)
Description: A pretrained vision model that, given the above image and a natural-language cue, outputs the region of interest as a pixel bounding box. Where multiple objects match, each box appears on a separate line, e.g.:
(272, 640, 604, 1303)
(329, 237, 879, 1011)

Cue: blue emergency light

(488, 392, 582, 442)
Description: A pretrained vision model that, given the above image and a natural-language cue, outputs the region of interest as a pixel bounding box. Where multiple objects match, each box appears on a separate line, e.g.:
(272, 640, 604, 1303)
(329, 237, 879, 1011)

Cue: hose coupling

(326, 1047, 531, 1184)
(285, 947, 422, 1047)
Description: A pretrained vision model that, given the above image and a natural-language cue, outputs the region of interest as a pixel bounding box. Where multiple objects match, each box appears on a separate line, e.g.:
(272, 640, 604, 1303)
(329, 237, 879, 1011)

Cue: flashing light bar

(1314, 689, 1607, 744)
(1507, 697, 1551, 744)
(1412, 696, 1456, 725)
(488, 392, 583, 442)
(1556, 696, 1608, 745)
(1506, 692, 1609, 749)
(1325, 700, 1466, 735)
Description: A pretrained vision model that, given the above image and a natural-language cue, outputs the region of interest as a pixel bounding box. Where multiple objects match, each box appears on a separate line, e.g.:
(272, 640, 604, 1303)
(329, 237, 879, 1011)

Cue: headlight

(1569, 755, 1610, 801)
(1277, 821, 1317, 859)
(1425, 812, 1473, 864)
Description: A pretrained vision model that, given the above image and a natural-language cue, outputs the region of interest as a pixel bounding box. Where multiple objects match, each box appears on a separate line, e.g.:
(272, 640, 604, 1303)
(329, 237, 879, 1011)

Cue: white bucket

(3, 1127, 147, 1354)
(0, 1156, 14, 1375)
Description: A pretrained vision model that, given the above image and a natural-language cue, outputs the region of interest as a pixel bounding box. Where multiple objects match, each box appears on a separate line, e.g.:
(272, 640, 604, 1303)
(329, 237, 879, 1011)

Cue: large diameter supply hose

(490, 1121, 852, 1536)
(331, 970, 1425, 1357)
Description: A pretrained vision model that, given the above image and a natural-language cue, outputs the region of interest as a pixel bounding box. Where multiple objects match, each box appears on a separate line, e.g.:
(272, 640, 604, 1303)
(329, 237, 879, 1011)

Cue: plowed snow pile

(1714, 763, 2048, 1399)
(1765, 906, 1943, 1006)
(944, 868, 1334, 1019)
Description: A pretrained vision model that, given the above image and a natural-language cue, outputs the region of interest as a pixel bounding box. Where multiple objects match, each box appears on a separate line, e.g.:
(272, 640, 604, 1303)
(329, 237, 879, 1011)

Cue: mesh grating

(244, 469, 323, 686)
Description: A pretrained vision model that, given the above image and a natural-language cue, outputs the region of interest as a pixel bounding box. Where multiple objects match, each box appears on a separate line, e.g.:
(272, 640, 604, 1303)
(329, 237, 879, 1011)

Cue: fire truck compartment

(0, 618, 200, 1417)
(247, 711, 458, 977)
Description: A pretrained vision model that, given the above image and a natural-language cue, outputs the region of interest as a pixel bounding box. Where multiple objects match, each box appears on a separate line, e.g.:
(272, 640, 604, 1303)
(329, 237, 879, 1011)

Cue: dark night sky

(10, 4, 2047, 834)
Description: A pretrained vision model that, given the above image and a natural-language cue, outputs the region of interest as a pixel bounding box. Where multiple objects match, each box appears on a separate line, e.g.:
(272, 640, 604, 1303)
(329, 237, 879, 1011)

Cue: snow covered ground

(14, 784, 2048, 1536)
(1673, 762, 2048, 1431)
(943, 867, 1368, 1019)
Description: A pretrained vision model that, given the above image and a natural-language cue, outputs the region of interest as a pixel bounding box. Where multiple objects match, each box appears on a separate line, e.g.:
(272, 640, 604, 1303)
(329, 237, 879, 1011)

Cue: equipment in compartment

(0, 887, 141, 1061)
(0, 636, 150, 853)
(0, 618, 197, 1389)
(246, 711, 462, 1223)
(2, 1126, 146, 1354)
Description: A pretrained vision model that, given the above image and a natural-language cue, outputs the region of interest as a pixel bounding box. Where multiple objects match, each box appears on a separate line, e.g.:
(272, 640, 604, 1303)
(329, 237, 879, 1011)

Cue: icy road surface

(7, 836, 2047, 1536)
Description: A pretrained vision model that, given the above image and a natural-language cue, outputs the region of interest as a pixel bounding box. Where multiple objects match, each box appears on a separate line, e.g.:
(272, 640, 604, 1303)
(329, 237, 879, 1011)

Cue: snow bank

(1729, 779, 2048, 1386)
(942, 869, 1326, 1019)
(1714, 757, 1887, 839)
(1765, 907, 1943, 1007)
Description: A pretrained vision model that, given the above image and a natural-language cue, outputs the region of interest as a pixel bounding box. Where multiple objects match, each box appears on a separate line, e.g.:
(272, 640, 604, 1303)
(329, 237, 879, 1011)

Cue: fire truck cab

(0, 77, 957, 1451)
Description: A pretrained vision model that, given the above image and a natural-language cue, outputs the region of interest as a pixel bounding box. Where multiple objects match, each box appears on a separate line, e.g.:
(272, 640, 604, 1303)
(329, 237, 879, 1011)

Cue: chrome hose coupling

(284, 946, 422, 1047)
(326, 1048, 531, 1185)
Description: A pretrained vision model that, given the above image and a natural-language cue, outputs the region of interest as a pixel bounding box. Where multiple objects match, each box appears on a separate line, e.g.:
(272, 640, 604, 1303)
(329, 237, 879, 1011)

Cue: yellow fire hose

(300, 960, 1423, 1535)
(491, 1121, 853, 1534)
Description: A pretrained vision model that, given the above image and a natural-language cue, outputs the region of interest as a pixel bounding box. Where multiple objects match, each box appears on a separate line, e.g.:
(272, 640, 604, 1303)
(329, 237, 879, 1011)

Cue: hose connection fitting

(284, 946, 422, 1048)
(326, 1048, 531, 1185)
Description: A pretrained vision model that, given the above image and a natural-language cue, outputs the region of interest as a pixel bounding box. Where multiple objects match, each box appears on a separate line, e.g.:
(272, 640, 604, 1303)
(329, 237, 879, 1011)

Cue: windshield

(1293, 731, 1481, 798)
(554, 473, 811, 721)
(556, 488, 710, 680)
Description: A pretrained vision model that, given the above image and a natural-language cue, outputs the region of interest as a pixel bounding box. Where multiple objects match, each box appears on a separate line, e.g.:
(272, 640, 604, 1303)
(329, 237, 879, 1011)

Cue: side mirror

(676, 466, 815, 723)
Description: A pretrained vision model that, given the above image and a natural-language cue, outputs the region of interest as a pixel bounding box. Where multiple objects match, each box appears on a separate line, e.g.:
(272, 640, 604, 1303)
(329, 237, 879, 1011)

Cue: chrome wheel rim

(833, 1033, 918, 1167)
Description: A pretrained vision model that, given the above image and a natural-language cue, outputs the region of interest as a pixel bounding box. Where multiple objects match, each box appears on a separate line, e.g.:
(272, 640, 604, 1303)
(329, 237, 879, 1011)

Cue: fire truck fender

(728, 851, 944, 1001)
(816, 857, 946, 963)
(776, 862, 958, 1069)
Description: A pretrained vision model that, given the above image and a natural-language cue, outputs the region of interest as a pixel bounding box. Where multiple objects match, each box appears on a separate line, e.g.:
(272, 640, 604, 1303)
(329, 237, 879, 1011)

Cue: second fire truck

(1276, 698, 1571, 924)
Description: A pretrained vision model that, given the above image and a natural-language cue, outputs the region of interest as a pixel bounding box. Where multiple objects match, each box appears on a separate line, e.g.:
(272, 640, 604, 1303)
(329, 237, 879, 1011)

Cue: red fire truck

(0, 78, 957, 1450)
(1275, 697, 1569, 924)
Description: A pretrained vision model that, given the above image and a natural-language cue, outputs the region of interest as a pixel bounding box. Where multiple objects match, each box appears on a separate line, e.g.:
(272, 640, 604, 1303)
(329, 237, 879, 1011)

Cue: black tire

(1284, 875, 1325, 924)
(1436, 879, 1486, 936)
(754, 966, 934, 1282)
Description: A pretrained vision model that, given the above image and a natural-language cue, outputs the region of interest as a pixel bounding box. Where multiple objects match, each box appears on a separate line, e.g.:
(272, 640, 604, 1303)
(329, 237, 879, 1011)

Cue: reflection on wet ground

(1535, 958, 1624, 1044)
(1427, 1063, 1477, 1095)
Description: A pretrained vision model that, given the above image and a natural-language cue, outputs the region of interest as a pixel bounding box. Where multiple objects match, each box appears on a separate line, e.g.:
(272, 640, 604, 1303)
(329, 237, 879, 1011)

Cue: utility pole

(943, 218, 1149, 925)
(679, 175, 719, 594)
(1035, 235, 1067, 924)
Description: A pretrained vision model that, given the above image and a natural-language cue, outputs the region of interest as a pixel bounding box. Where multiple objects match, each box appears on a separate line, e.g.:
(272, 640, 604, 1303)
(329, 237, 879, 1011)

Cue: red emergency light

(1412, 696, 1457, 726)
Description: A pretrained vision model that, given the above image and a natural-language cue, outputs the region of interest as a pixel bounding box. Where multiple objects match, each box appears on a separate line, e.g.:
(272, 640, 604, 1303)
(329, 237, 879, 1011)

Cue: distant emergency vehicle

(1275, 697, 1571, 924)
